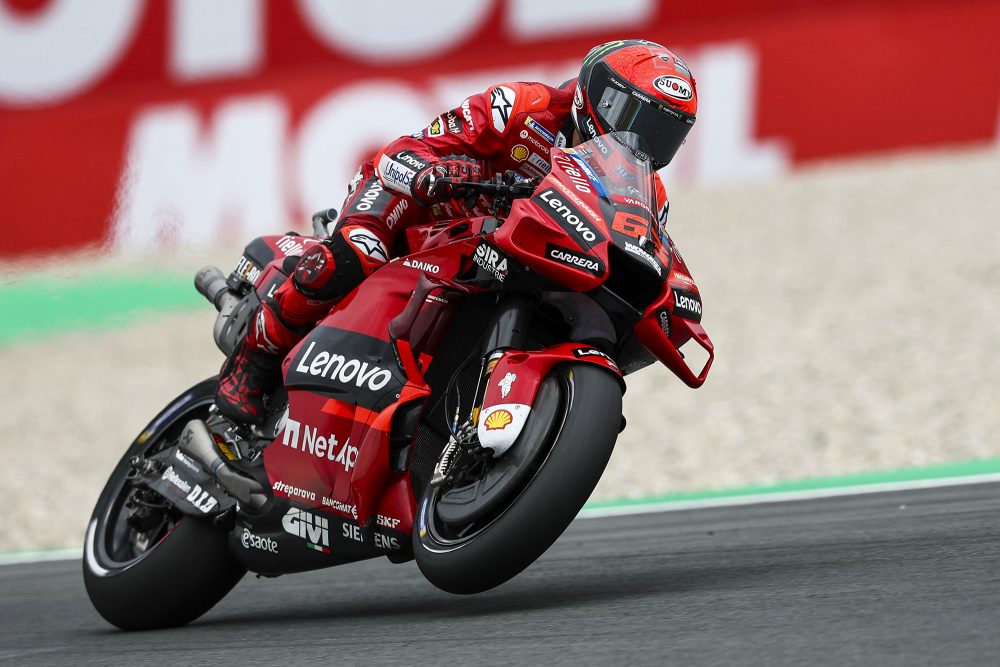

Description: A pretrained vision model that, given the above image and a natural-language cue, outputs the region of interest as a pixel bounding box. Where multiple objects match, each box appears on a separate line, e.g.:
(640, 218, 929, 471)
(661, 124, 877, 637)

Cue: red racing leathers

(215, 79, 670, 423)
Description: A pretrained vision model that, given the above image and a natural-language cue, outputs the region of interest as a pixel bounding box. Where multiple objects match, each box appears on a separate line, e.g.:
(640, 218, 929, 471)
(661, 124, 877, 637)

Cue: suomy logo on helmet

(653, 76, 693, 101)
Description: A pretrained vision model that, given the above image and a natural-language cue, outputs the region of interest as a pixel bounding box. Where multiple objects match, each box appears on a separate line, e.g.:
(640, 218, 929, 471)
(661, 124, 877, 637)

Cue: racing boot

(215, 302, 302, 425)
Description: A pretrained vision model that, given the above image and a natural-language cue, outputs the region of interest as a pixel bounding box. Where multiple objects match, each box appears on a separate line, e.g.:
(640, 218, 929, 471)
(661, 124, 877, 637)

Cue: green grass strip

(0, 272, 202, 345)
(584, 457, 1000, 509)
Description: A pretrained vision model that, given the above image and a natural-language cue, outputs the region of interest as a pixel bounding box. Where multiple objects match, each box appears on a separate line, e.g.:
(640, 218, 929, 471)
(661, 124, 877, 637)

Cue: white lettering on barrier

(110, 46, 787, 251)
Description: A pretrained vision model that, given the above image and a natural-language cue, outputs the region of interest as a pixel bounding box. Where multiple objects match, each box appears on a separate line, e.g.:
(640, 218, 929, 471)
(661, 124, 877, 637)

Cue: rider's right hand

(411, 154, 483, 205)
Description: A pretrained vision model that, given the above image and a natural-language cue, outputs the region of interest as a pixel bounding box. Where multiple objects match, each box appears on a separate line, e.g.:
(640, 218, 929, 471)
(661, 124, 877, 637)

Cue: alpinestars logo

(281, 415, 359, 472)
(282, 508, 330, 553)
(347, 228, 388, 263)
(490, 86, 515, 133)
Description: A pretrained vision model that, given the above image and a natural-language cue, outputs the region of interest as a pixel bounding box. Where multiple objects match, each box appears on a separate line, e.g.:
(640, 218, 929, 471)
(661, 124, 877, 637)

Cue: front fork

(432, 296, 534, 485)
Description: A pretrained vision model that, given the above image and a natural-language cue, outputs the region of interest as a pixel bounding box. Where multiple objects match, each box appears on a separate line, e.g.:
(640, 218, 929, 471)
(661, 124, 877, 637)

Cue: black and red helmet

(572, 39, 697, 168)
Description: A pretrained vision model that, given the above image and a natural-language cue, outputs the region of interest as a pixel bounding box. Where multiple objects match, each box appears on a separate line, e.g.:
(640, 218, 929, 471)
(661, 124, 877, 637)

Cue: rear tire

(413, 364, 622, 594)
(83, 379, 246, 631)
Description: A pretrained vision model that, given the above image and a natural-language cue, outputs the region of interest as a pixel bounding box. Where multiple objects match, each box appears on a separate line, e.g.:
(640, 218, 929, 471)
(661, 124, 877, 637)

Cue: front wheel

(83, 379, 246, 631)
(413, 364, 622, 594)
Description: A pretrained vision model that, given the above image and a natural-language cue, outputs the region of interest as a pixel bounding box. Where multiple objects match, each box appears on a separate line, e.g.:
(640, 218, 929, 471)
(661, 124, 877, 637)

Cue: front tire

(83, 379, 246, 631)
(414, 364, 622, 594)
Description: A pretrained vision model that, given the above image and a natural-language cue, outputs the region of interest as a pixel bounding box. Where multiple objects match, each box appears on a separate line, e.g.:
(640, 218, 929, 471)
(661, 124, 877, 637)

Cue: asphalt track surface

(2, 483, 998, 666)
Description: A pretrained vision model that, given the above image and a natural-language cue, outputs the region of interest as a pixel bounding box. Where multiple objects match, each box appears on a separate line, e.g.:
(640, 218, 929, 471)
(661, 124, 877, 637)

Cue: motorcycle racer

(215, 38, 698, 426)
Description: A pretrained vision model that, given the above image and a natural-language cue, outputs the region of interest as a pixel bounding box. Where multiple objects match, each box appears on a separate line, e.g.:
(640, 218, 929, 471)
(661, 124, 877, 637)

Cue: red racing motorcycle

(83, 133, 714, 630)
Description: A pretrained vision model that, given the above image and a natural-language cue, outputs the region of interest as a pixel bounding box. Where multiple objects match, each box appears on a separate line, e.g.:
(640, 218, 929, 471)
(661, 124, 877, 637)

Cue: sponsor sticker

(427, 116, 444, 137)
(322, 496, 358, 519)
(545, 243, 605, 276)
(653, 75, 693, 101)
(276, 235, 306, 256)
(461, 98, 475, 131)
(624, 241, 662, 276)
(573, 82, 585, 109)
(497, 372, 516, 398)
(347, 228, 389, 263)
(378, 153, 416, 193)
(234, 255, 261, 285)
(352, 177, 384, 214)
(490, 86, 516, 133)
(445, 109, 464, 134)
(272, 480, 317, 503)
(484, 409, 513, 430)
(535, 188, 604, 244)
(473, 241, 509, 282)
(657, 308, 672, 337)
(672, 288, 703, 322)
(527, 152, 550, 173)
(282, 508, 330, 553)
(511, 144, 529, 161)
(241, 528, 278, 553)
(402, 257, 440, 273)
(525, 115, 556, 144)
(572, 347, 619, 371)
(281, 413, 359, 472)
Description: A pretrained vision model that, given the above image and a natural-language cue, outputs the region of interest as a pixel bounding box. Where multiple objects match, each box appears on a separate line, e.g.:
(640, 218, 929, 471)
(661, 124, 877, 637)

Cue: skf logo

(282, 508, 330, 553)
(485, 409, 513, 430)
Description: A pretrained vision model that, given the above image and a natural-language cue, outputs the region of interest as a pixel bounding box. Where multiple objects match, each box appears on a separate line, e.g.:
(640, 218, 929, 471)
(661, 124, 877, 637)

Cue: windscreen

(564, 132, 658, 230)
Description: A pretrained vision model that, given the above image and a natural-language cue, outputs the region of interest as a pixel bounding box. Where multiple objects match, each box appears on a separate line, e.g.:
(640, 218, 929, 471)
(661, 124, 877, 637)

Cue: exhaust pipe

(179, 419, 268, 509)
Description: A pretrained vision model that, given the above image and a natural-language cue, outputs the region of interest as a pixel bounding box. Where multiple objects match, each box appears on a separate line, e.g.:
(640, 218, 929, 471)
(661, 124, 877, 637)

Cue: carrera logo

(402, 257, 439, 273)
(536, 189, 603, 244)
(281, 414, 359, 472)
(657, 308, 672, 337)
(473, 241, 509, 282)
(545, 243, 605, 276)
(673, 288, 703, 322)
(484, 409, 513, 430)
(490, 86, 515, 133)
(653, 75, 693, 101)
(282, 508, 330, 553)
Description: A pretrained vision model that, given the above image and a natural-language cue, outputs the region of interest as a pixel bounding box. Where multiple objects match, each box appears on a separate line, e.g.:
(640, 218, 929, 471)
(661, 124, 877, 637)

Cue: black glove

(411, 154, 482, 205)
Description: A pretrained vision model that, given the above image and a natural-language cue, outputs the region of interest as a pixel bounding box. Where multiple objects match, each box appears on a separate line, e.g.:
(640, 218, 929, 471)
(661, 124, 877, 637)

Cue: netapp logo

(281, 416, 358, 472)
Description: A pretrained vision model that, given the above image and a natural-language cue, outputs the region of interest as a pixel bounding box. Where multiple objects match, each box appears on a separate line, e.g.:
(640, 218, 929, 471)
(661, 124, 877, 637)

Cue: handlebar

(436, 176, 538, 201)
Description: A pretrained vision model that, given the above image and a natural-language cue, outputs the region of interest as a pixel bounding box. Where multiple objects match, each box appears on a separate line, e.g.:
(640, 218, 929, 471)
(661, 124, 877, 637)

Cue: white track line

(578, 472, 1000, 518)
(3, 473, 999, 566)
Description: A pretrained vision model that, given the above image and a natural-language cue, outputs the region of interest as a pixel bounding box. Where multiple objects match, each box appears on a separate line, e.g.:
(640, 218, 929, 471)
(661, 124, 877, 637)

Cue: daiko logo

(282, 416, 358, 472)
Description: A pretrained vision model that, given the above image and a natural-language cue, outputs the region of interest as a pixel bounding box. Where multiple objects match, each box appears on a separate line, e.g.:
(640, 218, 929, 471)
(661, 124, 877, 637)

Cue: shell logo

(511, 144, 529, 161)
(484, 409, 513, 430)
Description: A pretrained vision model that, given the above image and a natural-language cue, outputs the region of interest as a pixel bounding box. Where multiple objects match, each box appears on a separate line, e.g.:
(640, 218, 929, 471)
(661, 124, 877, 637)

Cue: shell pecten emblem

(484, 409, 514, 430)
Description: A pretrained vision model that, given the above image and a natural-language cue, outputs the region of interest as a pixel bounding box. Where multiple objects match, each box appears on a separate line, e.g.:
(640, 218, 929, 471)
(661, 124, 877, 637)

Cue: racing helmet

(572, 40, 697, 168)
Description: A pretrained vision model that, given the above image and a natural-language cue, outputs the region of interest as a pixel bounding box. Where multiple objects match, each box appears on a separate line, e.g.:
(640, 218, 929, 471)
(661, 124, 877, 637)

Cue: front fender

(476, 343, 624, 456)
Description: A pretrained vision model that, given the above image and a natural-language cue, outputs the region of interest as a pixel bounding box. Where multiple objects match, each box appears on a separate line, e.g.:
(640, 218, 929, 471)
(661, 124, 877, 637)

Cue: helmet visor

(588, 63, 695, 167)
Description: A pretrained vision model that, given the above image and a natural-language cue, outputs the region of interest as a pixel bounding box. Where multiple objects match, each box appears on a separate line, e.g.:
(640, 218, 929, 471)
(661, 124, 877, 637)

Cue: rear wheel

(413, 364, 622, 594)
(83, 379, 246, 631)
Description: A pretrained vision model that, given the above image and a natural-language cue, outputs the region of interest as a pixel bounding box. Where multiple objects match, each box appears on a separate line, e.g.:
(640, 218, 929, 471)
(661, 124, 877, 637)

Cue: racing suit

(216, 80, 670, 423)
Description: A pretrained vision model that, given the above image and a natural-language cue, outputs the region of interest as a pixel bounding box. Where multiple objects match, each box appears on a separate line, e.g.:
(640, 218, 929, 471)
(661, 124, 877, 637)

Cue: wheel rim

(417, 370, 575, 553)
(87, 394, 214, 573)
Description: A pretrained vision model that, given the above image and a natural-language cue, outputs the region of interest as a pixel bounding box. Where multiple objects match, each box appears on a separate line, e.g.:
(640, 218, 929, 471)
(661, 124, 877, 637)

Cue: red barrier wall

(1, 0, 998, 257)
